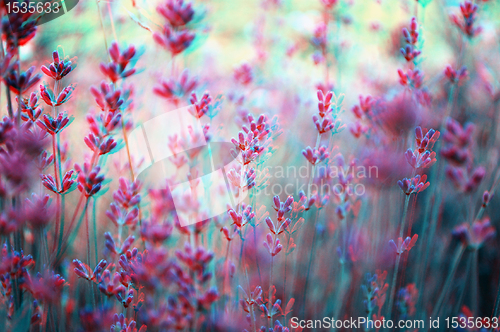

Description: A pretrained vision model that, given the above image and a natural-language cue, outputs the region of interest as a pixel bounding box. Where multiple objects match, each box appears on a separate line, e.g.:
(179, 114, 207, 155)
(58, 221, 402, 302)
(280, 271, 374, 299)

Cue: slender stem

(491, 264, 500, 331)
(306, 134, 322, 200)
(302, 207, 320, 316)
(428, 244, 465, 327)
(387, 194, 410, 321)
(268, 251, 274, 330)
(454, 250, 472, 314)
(471, 248, 478, 315)
(84, 198, 96, 309)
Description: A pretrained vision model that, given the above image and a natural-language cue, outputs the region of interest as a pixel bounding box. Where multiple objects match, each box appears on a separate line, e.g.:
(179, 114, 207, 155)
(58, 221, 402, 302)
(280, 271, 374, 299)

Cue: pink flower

(74, 163, 105, 197)
(153, 69, 198, 101)
(263, 233, 282, 256)
(450, 1, 482, 38)
(302, 145, 329, 165)
(4, 63, 41, 95)
(157, 0, 195, 27)
(100, 41, 138, 83)
(453, 218, 495, 249)
(153, 26, 195, 55)
(40, 50, 74, 81)
(40, 84, 75, 107)
(389, 234, 418, 254)
(234, 63, 253, 85)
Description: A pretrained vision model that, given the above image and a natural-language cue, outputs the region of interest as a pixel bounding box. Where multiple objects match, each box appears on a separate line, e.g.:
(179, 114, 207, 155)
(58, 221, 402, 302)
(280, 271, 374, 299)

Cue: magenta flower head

(302, 145, 329, 165)
(415, 126, 439, 153)
(398, 69, 423, 89)
(397, 174, 430, 195)
(157, 0, 195, 27)
(264, 233, 282, 256)
(84, 133, 117, 156)
(272, 195, 294, 215)
(450, 1, 482, 38)
(453, 218, 495, 249)
(400, 17, 421, 62)
(74, 163, 105, 197)
(41, 169, 77, 195)
(37, 112, 72, 135)
(389, 234, 418, 255)
(100, 41, 138, 83)
(18, 92, 42, 122)
(40, 50, 74, 81)
(312, 114, 335, 134)
(444, 65, 468, 85)
(189, 92, 211, 118)
(405, 148, 436, 169)
(110, 313, 147, 332)
(4, 62, 41, 95)
(153, 26, 195, 55)
(228, 205, 254, 228)
(90, 81, 124, 112)
(40, 84, 75, 107)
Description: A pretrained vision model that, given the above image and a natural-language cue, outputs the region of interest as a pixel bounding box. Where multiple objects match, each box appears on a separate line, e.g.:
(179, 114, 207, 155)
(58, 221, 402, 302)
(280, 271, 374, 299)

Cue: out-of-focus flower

(189, 91, 211, 118)
(452, 217, 495, 249)
(110, 313, 147, 332)
(153, 69, 197, 101)
(140, 220, 173, 244)
(25, 270, 66, 304)
(441, 118, 474, 166)
(157, 0, 195, 27)
(74, 163, 105, 197)
(263, 233, 282, 256)
(106, 178, 141, 228)
(396, 284, 418, 319)
(153, 26, 195, 55)
(4, 63, 41, 95)
(445, 165, 485, 193)
(84, 133, 117, 155)
(24, 193, 53, 229)
(1, 9, 38, 48)
(90, 81, 124, 112)
(398, 68, 423, 89)
(444, 65, 468, 85)
(234, 63, 253, 85)
(450, 1, 482, 38)
(320, 0, 338, 8)
(400, 17, 421, 62)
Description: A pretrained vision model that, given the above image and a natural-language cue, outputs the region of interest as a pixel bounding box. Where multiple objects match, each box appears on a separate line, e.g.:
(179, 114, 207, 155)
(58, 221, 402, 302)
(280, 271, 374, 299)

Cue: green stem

(387, 194, 410, 321)
(428, 244, 465, 326)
